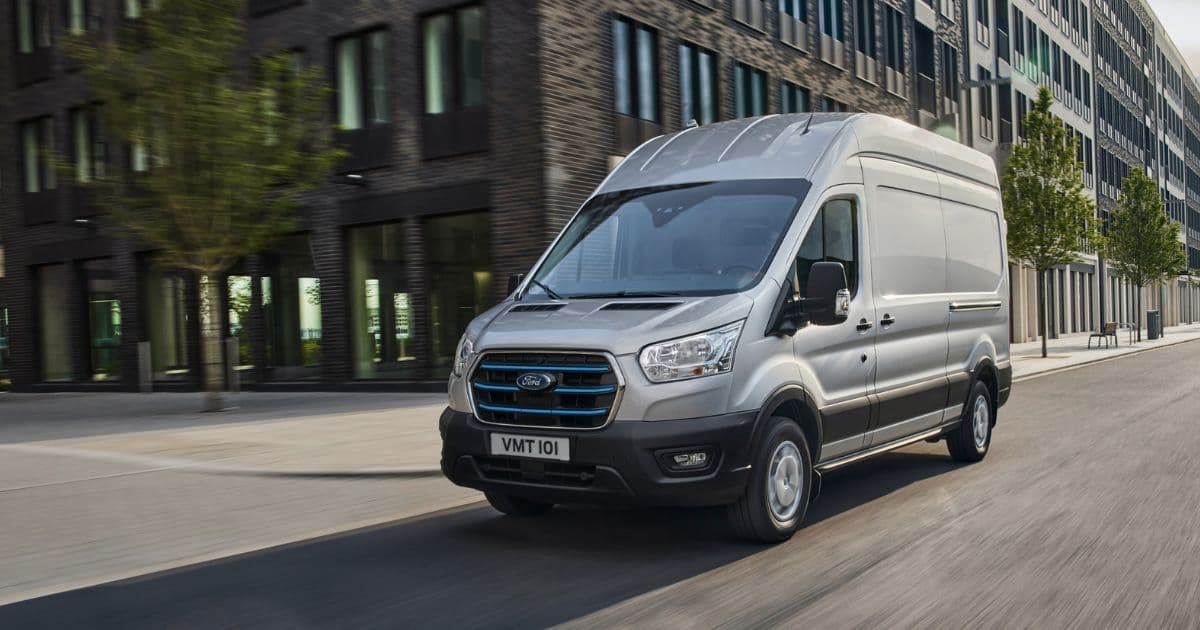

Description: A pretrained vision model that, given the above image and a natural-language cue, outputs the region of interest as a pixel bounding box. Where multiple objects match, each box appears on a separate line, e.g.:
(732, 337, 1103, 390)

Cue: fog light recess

(656, 447, 717, 475)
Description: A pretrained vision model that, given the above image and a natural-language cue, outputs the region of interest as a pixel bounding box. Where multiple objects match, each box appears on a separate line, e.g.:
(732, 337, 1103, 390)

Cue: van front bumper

(439, 408, 757, 507)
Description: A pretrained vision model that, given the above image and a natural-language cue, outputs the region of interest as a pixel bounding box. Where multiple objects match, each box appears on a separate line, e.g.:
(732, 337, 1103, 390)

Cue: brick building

(0, 0, 973, 391)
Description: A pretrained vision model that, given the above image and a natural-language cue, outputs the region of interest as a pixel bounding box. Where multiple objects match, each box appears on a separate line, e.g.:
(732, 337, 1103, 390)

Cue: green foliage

(63, 0, 344, 276)
(1002, 87, 1097, 273)
(1101, 169, 1187, 290)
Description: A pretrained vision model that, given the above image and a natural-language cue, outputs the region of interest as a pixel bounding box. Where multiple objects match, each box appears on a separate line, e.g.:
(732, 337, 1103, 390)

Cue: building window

(262, 235, 322, 378)
(423, 4, 485, 115)
(70, 106, 106, 183)
(733, 0, 766, 30)
(142, 258, 191, 380)
(83, 258, 121, 381)
(781, 81, 810, 113)
(734, 62, 767, 118)
(20, 117, 55, 194)
(226, 275, 253, 372)
(0, 306, 9, 383)
(975, 0, 990, 46)
(613, 17, 659, 123)
(679, 43, 718, 125)
(819, 0, 844, 41)
(780, 0, 806, 21)
(335, 29, 388, 131)
(821, 96, 848, 112)
(425, 212, 492, 374)
(36, 264, 73, 382)
(883, 6, 904, 72)
(978, 66, 994, 140)
(854, 0, 876, 58)
(65, 0, 98, 35)
(941, 43, 960, 106)
(16, 0, 51, 54)
(349, 222, 420, 379)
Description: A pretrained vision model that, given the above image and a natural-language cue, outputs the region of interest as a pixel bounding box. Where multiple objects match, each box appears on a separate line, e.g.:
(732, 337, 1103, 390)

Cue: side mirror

(506, 273, 525, 296)
(803, 261, 850, 326)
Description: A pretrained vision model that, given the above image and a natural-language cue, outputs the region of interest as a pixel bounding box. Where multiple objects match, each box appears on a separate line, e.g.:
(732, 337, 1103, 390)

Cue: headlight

(639, 321, 744, 383)
(452, 333, 477, 377)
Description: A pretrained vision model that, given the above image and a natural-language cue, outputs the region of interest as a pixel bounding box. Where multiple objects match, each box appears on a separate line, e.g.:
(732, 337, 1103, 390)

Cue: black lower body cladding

(439, 408, 757, 507)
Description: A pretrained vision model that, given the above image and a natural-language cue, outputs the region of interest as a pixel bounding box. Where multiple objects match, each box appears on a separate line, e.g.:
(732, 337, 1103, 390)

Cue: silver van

(440, 113, 1011, 542)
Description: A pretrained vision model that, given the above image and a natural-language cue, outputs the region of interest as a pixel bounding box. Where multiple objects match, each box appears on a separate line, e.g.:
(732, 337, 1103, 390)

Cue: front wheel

(946, 380, 993, 462)
(727, 418, 812, 543)
(485, 492, 554, 517)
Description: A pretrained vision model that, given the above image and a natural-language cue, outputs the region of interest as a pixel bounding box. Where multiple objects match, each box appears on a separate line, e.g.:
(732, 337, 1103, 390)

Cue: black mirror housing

(803, 261, 850, 326)
(506, 273, 525, 296)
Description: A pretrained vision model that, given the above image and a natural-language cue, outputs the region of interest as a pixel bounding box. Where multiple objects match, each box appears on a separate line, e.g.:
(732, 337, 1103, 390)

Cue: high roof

(596, 113, 997, 196)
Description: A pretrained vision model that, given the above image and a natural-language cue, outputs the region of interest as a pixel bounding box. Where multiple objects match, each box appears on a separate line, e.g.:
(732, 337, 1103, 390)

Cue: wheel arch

(970, 357, 999, 425)
(753, 385, 823, 464)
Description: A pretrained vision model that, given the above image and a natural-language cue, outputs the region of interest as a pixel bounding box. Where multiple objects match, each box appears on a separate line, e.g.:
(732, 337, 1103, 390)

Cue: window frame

(332, 27, 390, 131)
(733, 61, 768, 118)
(421, 3, 486, 117)
(19, 115, 56, 194)
(678, 42, 719, 126)
(612, 16, 660, 124)
(780, 80, 810, 113)
(792, 196, 861, 299)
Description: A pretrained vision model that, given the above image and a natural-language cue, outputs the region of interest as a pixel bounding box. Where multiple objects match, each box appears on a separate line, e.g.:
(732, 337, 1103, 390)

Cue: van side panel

(937, 172, 1009, 411)
(861, 157, 951, 445)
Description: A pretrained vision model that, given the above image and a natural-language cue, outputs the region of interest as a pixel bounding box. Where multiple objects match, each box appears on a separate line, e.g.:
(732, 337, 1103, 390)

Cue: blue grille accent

(479, 403, 608, 416)
(470, 352, 619, 429)
(473, 382, 520, 392)
(553, 385, 617, 394)
(478, 363, 611, 373)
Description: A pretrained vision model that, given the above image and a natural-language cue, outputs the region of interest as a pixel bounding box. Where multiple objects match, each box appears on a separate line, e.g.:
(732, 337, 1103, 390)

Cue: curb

(0, 442, 443, 479)
(1012, 335, 1200, 383)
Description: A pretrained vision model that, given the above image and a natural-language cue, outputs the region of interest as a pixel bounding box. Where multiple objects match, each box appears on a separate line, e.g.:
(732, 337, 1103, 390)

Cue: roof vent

(509, 304, 565, 313)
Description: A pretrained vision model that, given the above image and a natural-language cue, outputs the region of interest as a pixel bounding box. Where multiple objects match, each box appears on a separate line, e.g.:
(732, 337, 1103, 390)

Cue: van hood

(474, 293, 756, 356)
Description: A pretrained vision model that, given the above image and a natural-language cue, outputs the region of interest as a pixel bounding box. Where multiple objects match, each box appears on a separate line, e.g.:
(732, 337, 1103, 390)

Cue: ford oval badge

(516, 372, 556, 392)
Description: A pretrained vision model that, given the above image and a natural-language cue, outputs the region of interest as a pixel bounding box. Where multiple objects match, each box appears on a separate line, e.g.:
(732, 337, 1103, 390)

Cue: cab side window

(794, 199, 859, 297)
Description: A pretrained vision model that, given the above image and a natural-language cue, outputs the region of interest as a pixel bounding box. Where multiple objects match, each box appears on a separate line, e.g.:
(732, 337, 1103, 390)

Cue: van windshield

(529, 179, 810, 298)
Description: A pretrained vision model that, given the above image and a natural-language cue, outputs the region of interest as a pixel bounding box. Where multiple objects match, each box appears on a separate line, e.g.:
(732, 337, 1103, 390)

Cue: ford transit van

(440, 113, 1011, 542)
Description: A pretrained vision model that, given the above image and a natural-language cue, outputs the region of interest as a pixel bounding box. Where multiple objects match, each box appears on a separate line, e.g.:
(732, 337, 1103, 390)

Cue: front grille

(469, 351, 619, 429)
(477, 456, 596, 487)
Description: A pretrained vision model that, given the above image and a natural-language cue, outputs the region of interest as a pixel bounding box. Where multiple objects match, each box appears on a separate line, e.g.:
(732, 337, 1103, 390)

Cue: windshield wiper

(568, 291, 684, 299)
(528, 279, 564, 300)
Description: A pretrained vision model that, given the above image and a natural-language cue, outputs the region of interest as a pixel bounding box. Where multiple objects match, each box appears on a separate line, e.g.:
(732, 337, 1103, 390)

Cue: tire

(727, 418, 812, 543)
(485, 492, 554, 517)
(946, 380, 993, 463)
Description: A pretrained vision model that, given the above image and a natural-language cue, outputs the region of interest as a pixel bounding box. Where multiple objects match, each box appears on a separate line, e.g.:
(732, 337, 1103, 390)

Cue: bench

(1088, 322, 1118, 348)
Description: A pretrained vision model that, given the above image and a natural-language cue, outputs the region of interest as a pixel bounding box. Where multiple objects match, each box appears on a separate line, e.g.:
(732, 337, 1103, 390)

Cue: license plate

(489, 433, 570, 462)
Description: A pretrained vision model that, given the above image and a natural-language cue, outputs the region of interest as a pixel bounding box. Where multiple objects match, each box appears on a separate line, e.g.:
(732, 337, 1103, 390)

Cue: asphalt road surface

(4, 341, 1200, 628)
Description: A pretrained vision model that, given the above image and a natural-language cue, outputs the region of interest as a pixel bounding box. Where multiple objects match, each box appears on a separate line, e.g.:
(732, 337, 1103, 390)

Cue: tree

(1100, 170, 1187, 341)
(65, 0, 343, 410)
(1002, 87, 1097, 358)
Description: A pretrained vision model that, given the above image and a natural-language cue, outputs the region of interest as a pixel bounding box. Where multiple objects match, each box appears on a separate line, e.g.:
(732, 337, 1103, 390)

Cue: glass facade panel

(425, 212, 492, 373)
(423, 14, 452, 114)
(73, 109, 92, 183)
(227, 275, 253, 370)
(83, 259, 121, 381)
(368, 31, 388, 124)
(69, 0, 86, 34)
(37, 264, 73, 381)
(263, 235, 321, 378)
(22, 121, 39, 193)
(349, 223, 418, 378)
(17, 0, 33, 53)
(142, 260, 190, 379)
(459, 5, 485, 108)
(336, 37, 362, 130)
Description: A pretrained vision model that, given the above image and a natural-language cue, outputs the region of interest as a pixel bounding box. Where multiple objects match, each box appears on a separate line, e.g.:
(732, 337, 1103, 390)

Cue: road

(4, 341, 1200, 628)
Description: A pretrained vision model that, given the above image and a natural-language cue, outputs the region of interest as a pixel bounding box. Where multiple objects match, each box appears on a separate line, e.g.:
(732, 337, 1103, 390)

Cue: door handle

(880, 314, 896, 327)
(856, 319, 873, 331)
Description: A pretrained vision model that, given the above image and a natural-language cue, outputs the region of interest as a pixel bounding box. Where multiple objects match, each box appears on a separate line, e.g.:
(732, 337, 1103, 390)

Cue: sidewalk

(2, 323, 1198, 480)
(1010, 322, 1200, 380)
(0, 392, 448, 477)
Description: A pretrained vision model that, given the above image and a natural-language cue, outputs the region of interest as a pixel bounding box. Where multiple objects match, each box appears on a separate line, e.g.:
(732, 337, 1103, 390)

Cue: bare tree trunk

(1037, 269, 1048, 358)
(199, 273, 225, 412)
(1136, 285, 1142, 343)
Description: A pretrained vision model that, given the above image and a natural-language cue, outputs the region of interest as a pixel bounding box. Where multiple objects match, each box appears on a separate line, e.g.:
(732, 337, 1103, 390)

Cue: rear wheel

(946, 380, 993, 462)
(727, 418, 812, 543)
(485, 492, 554, 517)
